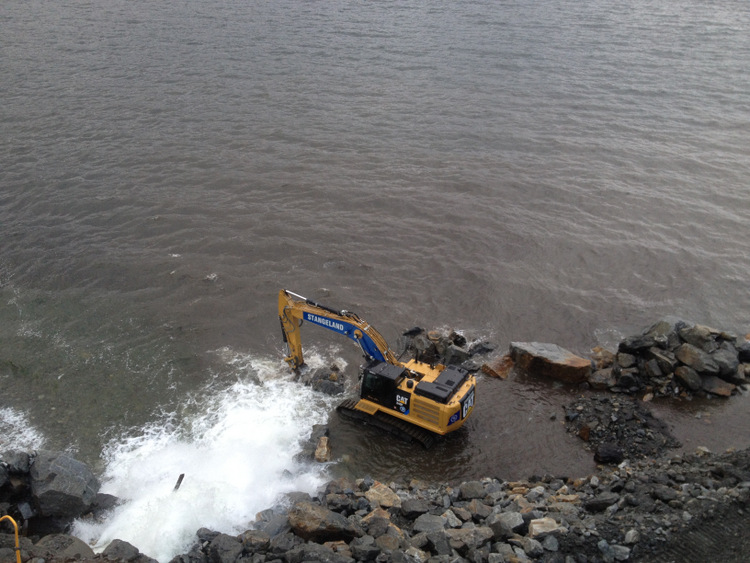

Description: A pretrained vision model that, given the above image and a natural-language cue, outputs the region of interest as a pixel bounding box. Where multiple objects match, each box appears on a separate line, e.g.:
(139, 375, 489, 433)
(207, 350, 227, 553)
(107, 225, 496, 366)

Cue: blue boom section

(303, 311, 387, 362)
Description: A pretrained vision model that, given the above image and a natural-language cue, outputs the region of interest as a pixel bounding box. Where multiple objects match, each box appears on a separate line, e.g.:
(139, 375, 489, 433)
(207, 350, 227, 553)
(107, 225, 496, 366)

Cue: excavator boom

(278, 289, 399, 369)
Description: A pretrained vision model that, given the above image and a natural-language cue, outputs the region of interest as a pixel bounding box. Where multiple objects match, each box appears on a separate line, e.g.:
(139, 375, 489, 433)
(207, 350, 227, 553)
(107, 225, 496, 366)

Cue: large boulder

(287, 501, 363, 542)
(30, 451, 100, 517)
(510, 342, 591, 383)
(34, 534, 96, 560)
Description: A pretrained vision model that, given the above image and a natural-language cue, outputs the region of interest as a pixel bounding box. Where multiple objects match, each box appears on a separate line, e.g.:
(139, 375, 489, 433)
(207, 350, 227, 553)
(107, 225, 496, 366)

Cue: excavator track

(336, 399, 438, 449)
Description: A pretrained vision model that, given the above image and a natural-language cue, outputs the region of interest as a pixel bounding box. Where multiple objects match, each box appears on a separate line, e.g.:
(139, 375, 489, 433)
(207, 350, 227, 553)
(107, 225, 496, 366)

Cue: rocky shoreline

(2, 318, 750, 562)
(3, 445, 750, 563)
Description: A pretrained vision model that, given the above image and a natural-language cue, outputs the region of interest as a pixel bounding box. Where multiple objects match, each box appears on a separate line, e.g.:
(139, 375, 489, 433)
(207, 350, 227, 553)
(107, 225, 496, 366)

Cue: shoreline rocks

(5, 445, 750, 562)
(503, 318, 750, 400)
(170, 446, 750, 563)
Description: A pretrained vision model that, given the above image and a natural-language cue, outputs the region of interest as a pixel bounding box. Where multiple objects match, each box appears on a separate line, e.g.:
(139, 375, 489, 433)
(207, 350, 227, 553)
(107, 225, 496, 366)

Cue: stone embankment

(5, 446, 750, 563)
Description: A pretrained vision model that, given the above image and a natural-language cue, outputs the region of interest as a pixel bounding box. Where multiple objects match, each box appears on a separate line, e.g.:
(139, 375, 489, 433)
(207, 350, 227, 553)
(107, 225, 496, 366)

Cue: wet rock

(481, 355, 513, 379)
(594, 443, 625, 465)
(207, 533, 244, 563)
(584, 492, 620, 513)
(714, 343, 741, 379)
(2, 451, 31, 474)
(679, 324, 719, 352)
(288, 501, 363, 542)
(510, 342, 591, 383)
(738, 340, 750, 362)
(412, 513, 446, 534)
(444, 526, 493, 554)
(315, 436, 332, 462)
(34, 533, 95, 560)
(486, 511, 525, 539)
(590, 346, 615, 370)
(701, 375, 736, 397)
(102, 538, 156, 562)
(675, 343, 720, 376)
(365, 482, 401, 508)
(564, 396, 680, 462)
(30, 450, 100, 517)
(239, 530, 271, 552)
(588, 368, 616, 390)
(674, 365, 702, 391)
(459, 480, 485, 500)
(400, 499, 430, 519)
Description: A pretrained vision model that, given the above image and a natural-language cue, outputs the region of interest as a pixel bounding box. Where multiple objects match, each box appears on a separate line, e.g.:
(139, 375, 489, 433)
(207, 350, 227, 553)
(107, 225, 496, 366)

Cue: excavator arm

(278, 289, 400, 370)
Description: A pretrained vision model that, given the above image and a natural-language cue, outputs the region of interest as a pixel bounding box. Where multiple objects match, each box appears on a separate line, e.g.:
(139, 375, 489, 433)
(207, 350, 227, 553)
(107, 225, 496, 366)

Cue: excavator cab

(360, 361, 411, 414)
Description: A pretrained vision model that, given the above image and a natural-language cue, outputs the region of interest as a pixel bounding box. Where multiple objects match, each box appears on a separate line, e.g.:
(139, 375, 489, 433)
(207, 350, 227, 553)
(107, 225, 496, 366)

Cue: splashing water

(0, 406, 46, 451)
(73, 351, 339, 562)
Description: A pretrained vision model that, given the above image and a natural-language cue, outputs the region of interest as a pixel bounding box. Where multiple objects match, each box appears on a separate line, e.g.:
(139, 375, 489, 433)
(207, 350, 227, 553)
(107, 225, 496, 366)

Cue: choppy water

(2, 0, 750, 559)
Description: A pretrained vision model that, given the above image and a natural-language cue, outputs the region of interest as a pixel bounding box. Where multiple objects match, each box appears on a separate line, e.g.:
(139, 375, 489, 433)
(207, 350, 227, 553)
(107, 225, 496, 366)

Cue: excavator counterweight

(278, 289, 476, 446)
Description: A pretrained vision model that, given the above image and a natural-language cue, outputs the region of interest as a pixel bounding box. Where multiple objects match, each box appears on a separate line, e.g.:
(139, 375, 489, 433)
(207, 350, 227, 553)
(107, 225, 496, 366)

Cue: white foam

(0, 406, 46, 451)
(73, 352, 338, 563)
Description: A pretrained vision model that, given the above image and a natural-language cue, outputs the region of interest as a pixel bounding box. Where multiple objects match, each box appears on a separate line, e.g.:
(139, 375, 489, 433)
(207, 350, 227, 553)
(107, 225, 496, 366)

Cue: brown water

(2, 0, 750, 485)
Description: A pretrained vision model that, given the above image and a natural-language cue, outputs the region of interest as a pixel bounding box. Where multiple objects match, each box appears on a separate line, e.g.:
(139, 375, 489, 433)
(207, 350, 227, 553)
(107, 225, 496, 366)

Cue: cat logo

(395, 393, 410, 414)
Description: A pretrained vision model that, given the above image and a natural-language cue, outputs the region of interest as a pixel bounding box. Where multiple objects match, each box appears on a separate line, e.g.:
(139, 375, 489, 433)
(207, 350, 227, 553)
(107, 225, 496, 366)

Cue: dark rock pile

(5, 447, 750, 562)
(0, 449, 156, 562)
(591, 317, 750, 399)
(563, 396, 681, 464)
(169, 446, 750, 563)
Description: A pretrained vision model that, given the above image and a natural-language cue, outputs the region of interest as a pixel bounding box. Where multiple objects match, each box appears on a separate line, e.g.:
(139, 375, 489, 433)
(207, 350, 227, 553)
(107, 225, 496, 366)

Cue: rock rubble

(6, 447, 750, 562)
(497, 318, 750, 401)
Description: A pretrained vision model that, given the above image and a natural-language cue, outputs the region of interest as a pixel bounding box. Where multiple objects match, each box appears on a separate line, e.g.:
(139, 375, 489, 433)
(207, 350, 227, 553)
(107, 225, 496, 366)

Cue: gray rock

(412, 513, 446, 534)
(508, 536, 544, 558)
(584, 492, 620, 513)
(713, 344, 741, 380)
(679, 325, 718, 352)
(648, 347, 678, 374)
(30, 451, 100, 517)
(426, 530, 452, 556)
(2, 451, 31, 473)
(616, 352, 637, 369)
(486, 511, 524, 539)
(738, 341, 750, 362)
(101, 539, 142, 561)
(34, 534, 96, 560)
(400, 498, 430, 519)
(444, 526, 494, 555)
(288, 501, 363, 542)
(542, 534, 559, 552)
(619, 334, 658, 355)
(350, 535, 380, 561)
(675, 343, 720, 376)
(588, 368, 616, 390)
(239, 530, 271, 552)
(459, 480, 486, 500)
(651, 484, 678, 503)
(286, 542, 347, 563)
(207, 533, 243, 563)
(674, 366, 702, 391)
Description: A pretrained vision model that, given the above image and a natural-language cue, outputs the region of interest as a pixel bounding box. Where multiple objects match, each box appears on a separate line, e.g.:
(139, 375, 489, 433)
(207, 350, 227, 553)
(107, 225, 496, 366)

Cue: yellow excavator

(278, 289, 476, 447)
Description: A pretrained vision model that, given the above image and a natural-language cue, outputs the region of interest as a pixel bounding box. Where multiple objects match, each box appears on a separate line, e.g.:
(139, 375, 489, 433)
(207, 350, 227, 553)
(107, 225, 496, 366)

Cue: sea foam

(73, 351, 340, 562)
